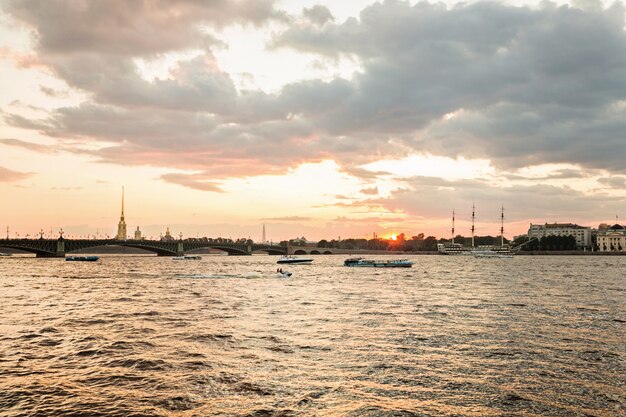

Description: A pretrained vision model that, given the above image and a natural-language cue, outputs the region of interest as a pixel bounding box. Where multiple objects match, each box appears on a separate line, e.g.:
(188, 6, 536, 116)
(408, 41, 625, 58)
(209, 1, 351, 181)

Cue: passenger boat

(438, 205, 514, 257)
(277, 255, 313, 265)
(437, 243, 513, 257)
(66, 256, 99, 262)
(344, 258, 414, 268)
(173, 255, 202, 260)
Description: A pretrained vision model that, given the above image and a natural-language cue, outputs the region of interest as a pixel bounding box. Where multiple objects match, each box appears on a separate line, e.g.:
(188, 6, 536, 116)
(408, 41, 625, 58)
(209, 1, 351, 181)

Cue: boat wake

(173, 272, 288, 280)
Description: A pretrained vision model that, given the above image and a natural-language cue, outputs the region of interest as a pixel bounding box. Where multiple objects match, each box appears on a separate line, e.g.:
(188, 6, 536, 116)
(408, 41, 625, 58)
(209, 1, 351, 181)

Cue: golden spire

(121, 186, 125, 220)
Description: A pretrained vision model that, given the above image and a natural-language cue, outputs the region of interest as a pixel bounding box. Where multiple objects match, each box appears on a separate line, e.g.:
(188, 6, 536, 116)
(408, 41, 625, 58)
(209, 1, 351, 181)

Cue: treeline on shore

(154, 233, 587, 252)
(513, 235, 579, 251)
(285, 233, 510, 252)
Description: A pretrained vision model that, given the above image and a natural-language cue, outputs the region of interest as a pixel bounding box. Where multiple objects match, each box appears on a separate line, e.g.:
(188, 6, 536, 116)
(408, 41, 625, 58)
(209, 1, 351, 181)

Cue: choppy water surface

(0, 255, 624, 416)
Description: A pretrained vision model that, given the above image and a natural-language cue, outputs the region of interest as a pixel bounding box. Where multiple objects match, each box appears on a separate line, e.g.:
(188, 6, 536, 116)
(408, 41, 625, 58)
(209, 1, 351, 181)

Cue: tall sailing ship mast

(438, 204, 512, 255)
(451, 209, 455, 244)
(471, 203, 475, 248)
(500, 205, 505, 247)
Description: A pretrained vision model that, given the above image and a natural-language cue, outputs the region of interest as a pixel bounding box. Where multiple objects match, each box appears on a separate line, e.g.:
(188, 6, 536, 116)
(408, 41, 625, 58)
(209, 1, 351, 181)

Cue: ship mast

(451, 209, 455, 244)
(471, 203, 475, 248)
(500, 205, 505, 247)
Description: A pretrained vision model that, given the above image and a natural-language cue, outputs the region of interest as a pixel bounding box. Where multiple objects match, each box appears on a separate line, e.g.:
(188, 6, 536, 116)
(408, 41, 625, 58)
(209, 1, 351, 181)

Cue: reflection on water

(0, 255, 624, 416)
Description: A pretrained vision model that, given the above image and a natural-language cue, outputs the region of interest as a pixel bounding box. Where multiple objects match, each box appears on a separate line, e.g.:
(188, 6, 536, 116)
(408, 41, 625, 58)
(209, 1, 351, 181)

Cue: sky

(1, 0, 625, 241)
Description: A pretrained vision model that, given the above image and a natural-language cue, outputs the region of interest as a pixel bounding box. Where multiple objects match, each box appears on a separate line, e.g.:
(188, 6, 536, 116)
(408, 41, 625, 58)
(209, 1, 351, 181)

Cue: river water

(0, 255, 623, 417)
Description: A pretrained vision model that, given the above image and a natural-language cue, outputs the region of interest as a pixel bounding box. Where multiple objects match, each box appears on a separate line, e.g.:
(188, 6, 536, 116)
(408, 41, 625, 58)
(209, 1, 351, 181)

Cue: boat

(437, 243, 513, 256)
(344, 258, 414, 268)
(436, 242, 474, 255)
(276, 270, 292, 277)
(0, 252, 11, 257)
(277, 255, 313, 265)
(173, 255, 202, 260)
(438, 205, 513, 257)
(66, 256, 99, 262)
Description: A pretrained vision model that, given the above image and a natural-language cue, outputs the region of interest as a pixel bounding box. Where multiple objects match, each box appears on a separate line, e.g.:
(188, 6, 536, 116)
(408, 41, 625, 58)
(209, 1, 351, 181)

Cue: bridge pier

(34, 239, 65, 257)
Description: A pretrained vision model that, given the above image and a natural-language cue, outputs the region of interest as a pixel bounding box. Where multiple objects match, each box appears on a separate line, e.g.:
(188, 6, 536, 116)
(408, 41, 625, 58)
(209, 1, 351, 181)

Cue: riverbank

(516, 250, 626, 255)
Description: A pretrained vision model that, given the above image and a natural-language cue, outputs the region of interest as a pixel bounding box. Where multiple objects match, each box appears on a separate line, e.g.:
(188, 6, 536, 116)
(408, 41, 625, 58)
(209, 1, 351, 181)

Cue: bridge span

(0, 238, 287, 258)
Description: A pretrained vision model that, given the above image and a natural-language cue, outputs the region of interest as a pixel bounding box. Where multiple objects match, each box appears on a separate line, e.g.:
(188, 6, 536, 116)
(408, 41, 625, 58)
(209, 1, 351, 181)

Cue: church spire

(116, 186, 127, 240)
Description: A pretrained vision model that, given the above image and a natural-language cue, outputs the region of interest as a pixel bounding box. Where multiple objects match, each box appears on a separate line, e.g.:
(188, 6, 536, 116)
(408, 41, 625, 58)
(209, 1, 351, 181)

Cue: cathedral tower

(116, 187, 127, 240)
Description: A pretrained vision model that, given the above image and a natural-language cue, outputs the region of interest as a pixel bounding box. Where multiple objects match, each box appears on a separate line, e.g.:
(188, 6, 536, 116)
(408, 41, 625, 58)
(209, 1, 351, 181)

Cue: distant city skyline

(1, 0, 625, 240)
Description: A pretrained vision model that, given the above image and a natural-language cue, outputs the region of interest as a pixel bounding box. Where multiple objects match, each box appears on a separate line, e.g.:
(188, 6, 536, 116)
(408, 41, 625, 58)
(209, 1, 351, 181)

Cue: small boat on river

(277, 255, 313, 265)
(66, 256, 99, 262)
(173, 255, 202, 260)
(344, 258, 414, 268)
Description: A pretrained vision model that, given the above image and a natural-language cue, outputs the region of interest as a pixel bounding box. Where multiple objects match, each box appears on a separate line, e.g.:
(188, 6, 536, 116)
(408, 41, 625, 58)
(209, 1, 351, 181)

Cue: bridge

(0, 238, 287, 257)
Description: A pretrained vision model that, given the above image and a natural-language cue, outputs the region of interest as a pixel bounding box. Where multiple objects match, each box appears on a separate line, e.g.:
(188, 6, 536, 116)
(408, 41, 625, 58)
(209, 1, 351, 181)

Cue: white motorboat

(344, 258, 414, 268)
(173, 255, 202, 260)
(0, 252, 11, 257)
(66, 256, 99, 262)
(276, 270, 292, 277)
(277, 255, 313, 265)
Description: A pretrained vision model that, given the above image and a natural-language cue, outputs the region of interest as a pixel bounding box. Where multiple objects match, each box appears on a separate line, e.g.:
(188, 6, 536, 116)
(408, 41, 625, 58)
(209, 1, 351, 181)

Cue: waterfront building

(596, 224, 626, 252)
(116, 187, 127, 240)
(527, 223, 592, 248)
(134, 226, 142, 240)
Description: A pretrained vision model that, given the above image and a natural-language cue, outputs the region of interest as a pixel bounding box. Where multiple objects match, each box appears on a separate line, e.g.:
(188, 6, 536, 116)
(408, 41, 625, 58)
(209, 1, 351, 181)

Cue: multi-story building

(134, 226, 142, 240)
(528, 223, 592, 248)
(597, 224, 626, 252)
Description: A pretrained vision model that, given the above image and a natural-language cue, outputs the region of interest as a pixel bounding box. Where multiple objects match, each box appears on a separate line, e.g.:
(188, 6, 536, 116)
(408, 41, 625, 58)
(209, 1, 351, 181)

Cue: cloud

(376, 175, 626, 228)
(3, 0, 626, 206)
(0, 165, 33, 182)
(51, 186, 82, 191)
(598, 176, 626, 189)
(332, 215, 406, 224)
(359, 186, 379, 195)
(273, 1, 626, 172)
(504, 167, 590, 181)
(260, 216, 312, 222)
(160, 173, 223, 192)
(0, 138, 57, 154)
(2, 0, 282, 56)
(302, 5, 334, 26)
